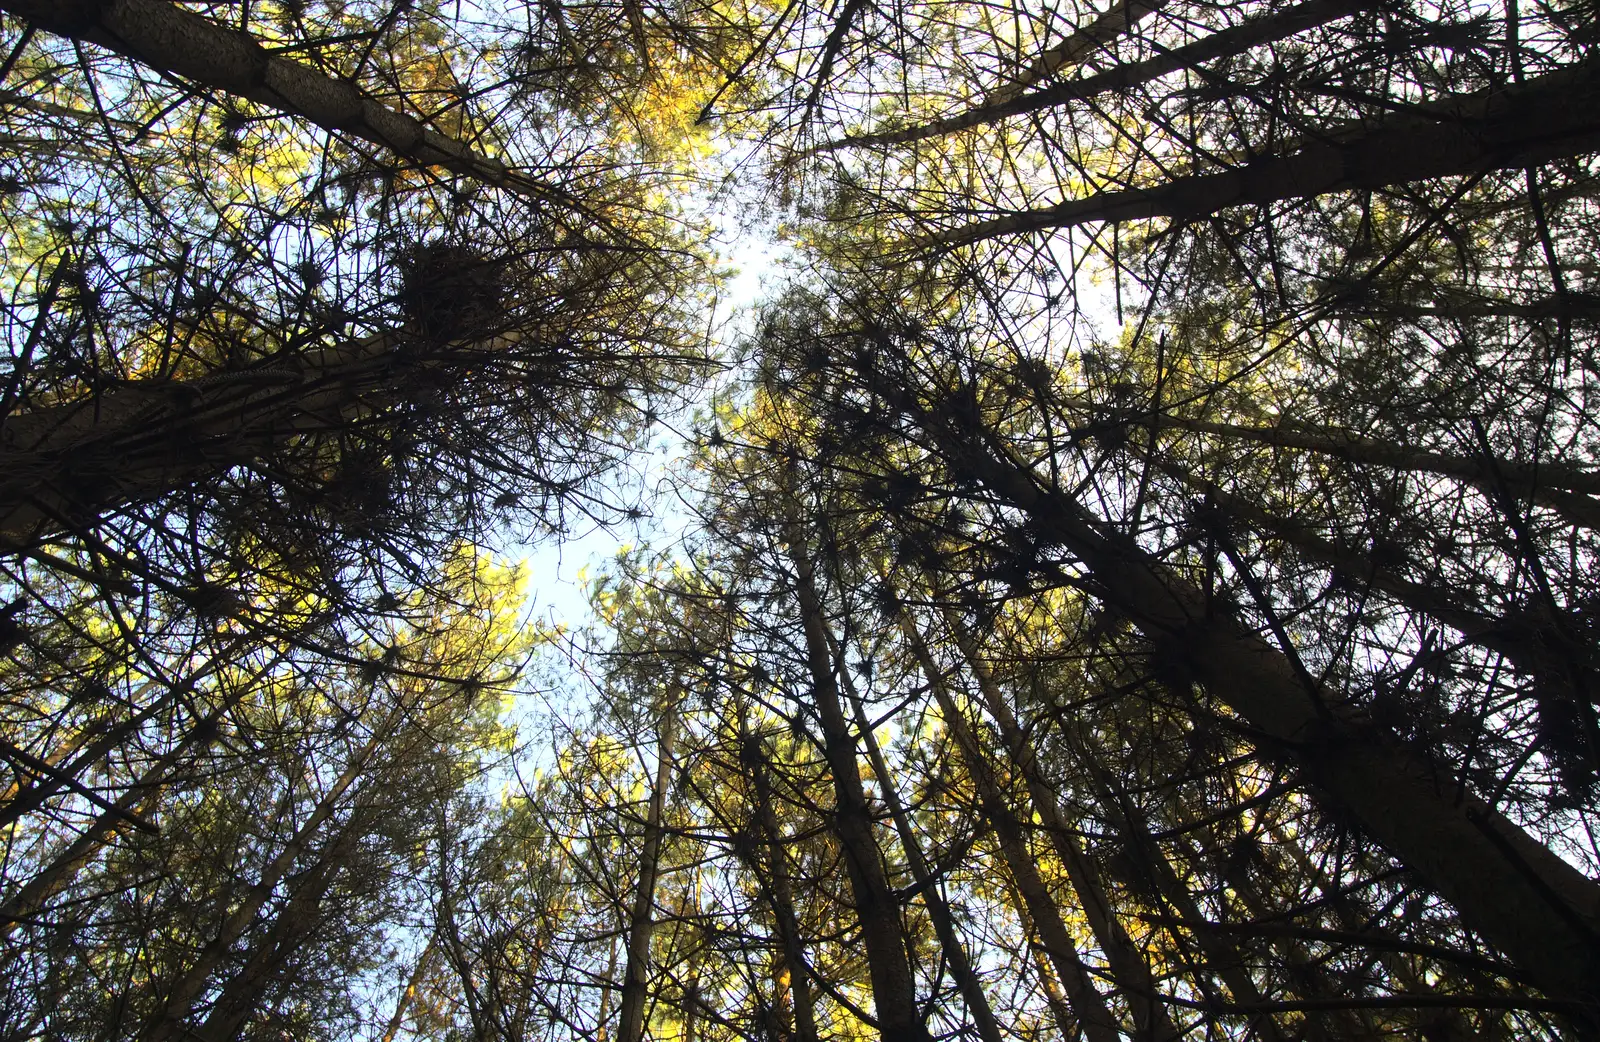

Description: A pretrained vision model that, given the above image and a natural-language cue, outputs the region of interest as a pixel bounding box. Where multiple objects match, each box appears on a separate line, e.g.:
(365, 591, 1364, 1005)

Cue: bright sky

(511, 215, 788, 635)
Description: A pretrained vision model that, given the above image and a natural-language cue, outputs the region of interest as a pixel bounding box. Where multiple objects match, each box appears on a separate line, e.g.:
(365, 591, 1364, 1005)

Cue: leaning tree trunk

(1158, 457, 1600, 780)
(917, 613, 1180, 1042)
(823, 620, 1007, 1042)
(1068, 748, 1293, 1042)
(987, 0, 1170, 103)
(1, 0, 574, 207)
(1135, 410, 1600, 529)
(880, 378, 1600, 1014)
(139, 714, 394, 1042)
(0, 329, 519, 550)
(785, 528, 929, 1042)
(929, 56, 1600, 245)
(821, 0, 1366, 152)
(894, 611, 1128, 1042)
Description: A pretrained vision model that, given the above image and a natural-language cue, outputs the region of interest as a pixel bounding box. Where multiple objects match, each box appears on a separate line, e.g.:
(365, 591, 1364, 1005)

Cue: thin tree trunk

(890, 382, 1600, 1011)
(1, 0, 572, 206)
(1269, 823, 1485, 1042)
(1140, 411, 1600, 527)
(190, 830, 352, 1042)
(616, 695, 679, 1042)
(741, 716, 821, 1042)
(824, 625, 1007, 1042)
(785, 529, 928, 1042)
(139, 719, 392, 1042)
(381, 932, 441, 1042)
(1000, 870, 1086, 1042)
(896, 611, 1132, 1042)
(1069, 749, 1291, 1042)
(2, 639, 252, 828)
(927, 57, 1600, 245)
(598, 934, 620, 1042)
(0, 680, 257, 935)
(906, 613, 1169, 1042)
(1160, 458, 1599, 712)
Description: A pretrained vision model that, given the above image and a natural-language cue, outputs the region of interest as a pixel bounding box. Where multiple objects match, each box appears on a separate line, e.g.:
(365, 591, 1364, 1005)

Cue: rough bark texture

(0, 330, 529, 549)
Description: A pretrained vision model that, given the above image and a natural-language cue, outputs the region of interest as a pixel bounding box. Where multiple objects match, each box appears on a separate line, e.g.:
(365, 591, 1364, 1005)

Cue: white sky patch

(510, 206, 789, 635)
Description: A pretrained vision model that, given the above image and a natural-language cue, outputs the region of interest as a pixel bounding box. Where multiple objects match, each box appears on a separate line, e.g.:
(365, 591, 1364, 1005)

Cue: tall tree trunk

(1001, 867, 1088, 1042)
(598, 934, 620, 1042)
(381, 932, 441, 1042)
(616, 694, 679, 1042)
(2, 638, 256, 828)
(0, 331, 450, 548)
(741, 723, 821, 1042)
(929, 57, 1600, 245)
(904, 612, 1170, 1042)
(1161, 457, 1600, 764)
(190, 828, 354, 1042)
(1269, 823, 1485, 1042)
(1069, 747, 1291, 1042)
(1189, 827, 1387, 1042)
(888, 382, 1600, 1011)
(1139, 411, 1600, 528)
(0, 0, 572, 206)
(823, 624, 1007, 1042)
(784, 528, 928, 1042)
(0, 681, 256, 935)
(139, 717, 393, 1042)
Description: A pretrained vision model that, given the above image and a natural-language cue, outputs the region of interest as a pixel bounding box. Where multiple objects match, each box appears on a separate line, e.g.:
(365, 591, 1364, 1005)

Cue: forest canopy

(3, 0, 1600, 1039)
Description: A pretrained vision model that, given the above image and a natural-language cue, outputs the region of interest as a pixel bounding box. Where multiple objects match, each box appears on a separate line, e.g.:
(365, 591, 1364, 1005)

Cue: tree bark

(927, 57, 1600, 245)
(1160, 458, 1600, 717)
(785, 529, 929, 1042)
(987, 0, 1170, 103)
(929, 613, 1182, 1042)
(190, 831, 352, 1042)
(1070, 750, 1292, 1042)
(616, 696, 678, 1042)
(139, 717, 392, 1042)
(1, 0, 571, 205)
(0, 329, 529, 549)
(895, 612, 1127, 1042)
(825, 624, 1007, 1042)
(1138, 410, 1600, 528)
(890, 383, 1600, 1012)
(741, 719, 821, 1042)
